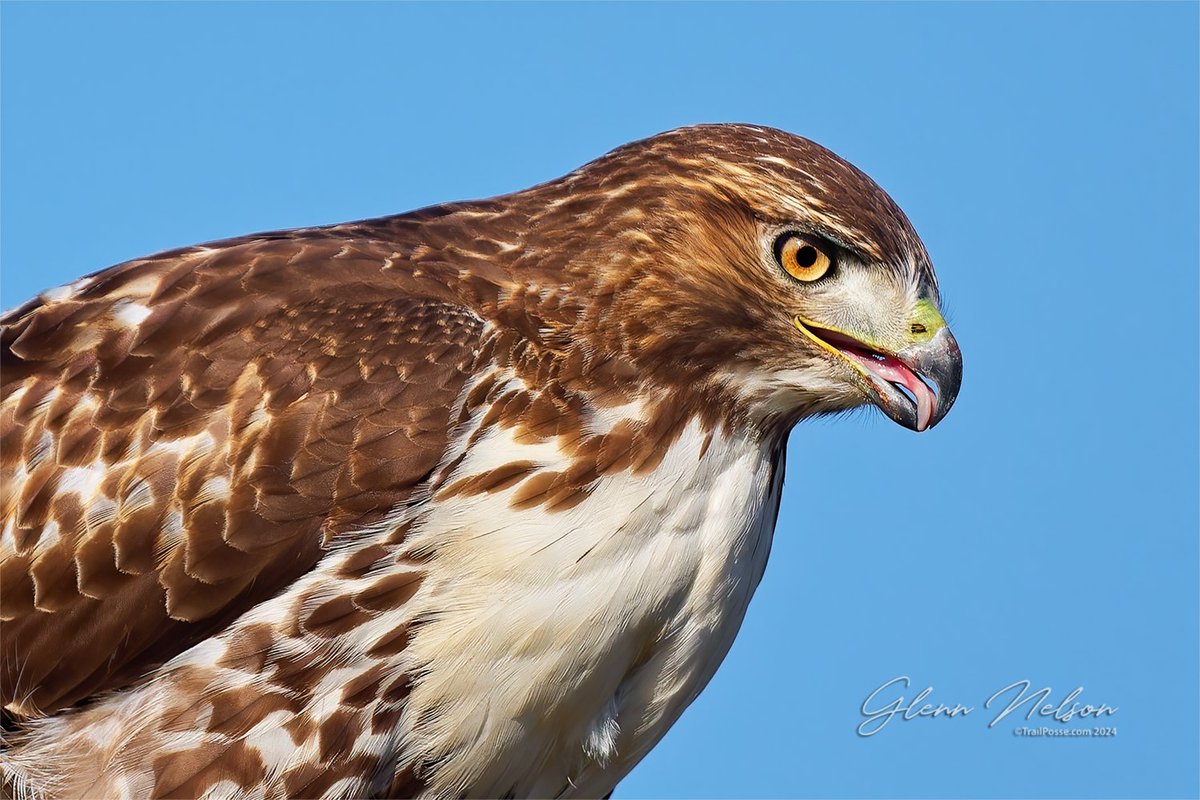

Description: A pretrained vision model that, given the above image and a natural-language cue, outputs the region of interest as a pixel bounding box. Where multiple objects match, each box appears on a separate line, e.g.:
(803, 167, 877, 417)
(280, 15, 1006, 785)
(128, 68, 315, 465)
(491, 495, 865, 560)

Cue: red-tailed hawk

(0, 124, 961, 799)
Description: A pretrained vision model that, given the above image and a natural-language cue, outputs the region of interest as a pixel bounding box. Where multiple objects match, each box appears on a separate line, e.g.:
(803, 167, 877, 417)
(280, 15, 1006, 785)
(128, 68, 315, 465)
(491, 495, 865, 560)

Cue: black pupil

(795, 245, 819, 268)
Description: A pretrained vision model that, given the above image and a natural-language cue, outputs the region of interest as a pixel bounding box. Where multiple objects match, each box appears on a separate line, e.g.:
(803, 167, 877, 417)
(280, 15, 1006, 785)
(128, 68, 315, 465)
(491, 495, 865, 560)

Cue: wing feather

(1, 224, 490, 717)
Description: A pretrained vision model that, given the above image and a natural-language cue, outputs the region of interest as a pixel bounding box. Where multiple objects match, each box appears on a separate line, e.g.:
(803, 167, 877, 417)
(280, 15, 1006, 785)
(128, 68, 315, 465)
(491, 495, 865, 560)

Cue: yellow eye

(775, 233, 833, 282)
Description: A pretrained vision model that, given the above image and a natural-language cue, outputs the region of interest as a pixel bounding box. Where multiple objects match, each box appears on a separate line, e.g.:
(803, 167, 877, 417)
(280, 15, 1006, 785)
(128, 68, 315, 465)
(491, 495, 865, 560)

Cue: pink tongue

(842, 348, 936, 431)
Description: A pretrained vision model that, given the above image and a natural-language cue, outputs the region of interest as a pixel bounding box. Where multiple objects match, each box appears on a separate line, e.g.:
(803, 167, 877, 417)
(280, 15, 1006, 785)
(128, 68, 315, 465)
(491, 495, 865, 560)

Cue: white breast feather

(394, 410, 781, 798)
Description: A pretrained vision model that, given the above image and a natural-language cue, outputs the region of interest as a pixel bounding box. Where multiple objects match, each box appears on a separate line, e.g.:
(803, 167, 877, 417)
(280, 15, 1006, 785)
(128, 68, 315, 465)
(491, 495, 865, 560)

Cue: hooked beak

(793, 312, 962, 432)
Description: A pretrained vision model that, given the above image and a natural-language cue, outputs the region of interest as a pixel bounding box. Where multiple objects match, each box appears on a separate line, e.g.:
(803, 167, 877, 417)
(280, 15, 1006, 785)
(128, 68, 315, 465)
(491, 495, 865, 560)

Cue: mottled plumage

(1, 124, 960, 799)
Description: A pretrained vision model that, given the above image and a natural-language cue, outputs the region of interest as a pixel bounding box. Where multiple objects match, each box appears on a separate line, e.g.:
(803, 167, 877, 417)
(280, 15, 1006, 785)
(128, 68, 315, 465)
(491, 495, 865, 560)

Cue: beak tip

(900, 326, 962, 433)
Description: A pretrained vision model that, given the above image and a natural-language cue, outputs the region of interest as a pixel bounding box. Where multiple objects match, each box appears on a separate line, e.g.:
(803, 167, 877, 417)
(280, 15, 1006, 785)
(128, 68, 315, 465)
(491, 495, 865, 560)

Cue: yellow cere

(908, 298, 947, 345)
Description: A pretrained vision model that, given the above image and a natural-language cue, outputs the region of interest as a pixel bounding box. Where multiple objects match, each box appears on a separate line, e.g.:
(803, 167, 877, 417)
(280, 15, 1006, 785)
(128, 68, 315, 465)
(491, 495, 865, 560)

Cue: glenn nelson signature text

(857, 676, 1118, 737)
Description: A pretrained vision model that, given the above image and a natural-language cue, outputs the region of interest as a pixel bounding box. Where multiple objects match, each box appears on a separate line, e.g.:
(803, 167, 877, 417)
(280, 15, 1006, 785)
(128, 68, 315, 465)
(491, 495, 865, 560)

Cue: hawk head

(518, 123, 962, 434)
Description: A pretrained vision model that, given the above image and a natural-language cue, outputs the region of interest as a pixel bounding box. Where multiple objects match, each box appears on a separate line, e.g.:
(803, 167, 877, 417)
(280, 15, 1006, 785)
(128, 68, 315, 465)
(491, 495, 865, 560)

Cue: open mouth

(794, 317, 938, 432)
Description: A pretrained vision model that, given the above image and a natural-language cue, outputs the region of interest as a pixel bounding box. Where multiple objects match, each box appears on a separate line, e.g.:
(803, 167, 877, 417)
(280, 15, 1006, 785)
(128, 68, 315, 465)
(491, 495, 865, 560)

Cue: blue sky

(2, 3, 1196, 798)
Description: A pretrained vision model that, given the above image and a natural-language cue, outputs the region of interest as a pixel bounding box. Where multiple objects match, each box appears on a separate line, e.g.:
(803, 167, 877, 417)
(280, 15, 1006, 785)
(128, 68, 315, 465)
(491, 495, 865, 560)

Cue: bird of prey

(0, 124, 961, 799)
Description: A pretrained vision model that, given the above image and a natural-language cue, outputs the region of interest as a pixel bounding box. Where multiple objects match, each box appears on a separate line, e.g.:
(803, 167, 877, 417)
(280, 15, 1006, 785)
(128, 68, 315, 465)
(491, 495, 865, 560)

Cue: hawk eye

(774, 233, 833, 282)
